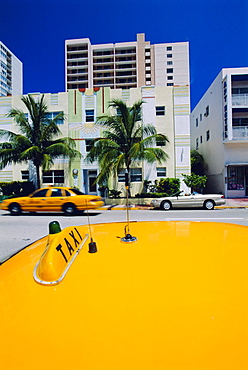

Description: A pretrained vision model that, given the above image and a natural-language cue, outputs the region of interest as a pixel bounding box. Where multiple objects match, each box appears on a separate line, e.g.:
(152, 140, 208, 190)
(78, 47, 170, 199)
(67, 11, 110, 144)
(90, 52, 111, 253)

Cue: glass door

(88, 170, 97, 194)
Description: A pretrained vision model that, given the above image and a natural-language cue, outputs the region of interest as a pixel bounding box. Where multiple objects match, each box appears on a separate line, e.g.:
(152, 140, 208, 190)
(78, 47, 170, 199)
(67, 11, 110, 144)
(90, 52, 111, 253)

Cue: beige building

(0, 85, 191, 196)
(0, 93, 69, 185)
(68, 86, 190, 196)
(65, 33, 189, 91)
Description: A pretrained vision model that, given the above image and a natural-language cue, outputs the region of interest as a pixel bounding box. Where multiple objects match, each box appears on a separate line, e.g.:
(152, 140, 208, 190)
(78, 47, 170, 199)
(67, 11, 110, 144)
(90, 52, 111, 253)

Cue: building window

(45, 111, 64, 124)
(167, 54, 172, 58)
(118, 168, 142, 182)
(130, 168, 142, 182)
(156, 106, 165, 116)
(167, 46, 172, 51)
(157, 167, 166, 177)
(233, 118, 248, 126)
(42, 170, 64, 184)
(116, 108, 122, 116)
(85, 109, 94, 122)
(205, 106, 209, 117)
(156, 137, 166, 146)
(167, 61, 173, 65)
(227, 166, 244, 190)
(85, 139, 94, 152)
(118, 170, 125, 182)
(167, 83, 174, 86)
(21, 170, 29, 180)
(167, 68, 173, 73)
(200, 135, 202, 143)
(206, 130, 210, 141)
(200, 114, 202, 121)
(196, 138, 199, 149)
(196, 118, 198, 127)
(167, 76, 173, 80)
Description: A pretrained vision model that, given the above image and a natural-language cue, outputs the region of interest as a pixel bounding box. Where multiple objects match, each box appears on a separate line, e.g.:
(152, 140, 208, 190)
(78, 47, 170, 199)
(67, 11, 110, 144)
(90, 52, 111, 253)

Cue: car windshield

(69, 188, 85, 195)
(171, 191, 183, 197)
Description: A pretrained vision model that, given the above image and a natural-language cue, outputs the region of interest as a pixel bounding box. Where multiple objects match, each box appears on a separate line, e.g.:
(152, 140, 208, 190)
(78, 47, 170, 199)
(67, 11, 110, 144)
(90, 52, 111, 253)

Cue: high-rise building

(0, 42, 23, 97)
(65, 33, 189, 91)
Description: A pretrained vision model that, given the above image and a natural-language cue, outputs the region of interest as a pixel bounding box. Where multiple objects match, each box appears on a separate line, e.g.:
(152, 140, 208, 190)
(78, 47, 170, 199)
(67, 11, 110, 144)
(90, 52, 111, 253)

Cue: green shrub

(135, 192, 169, 198)
(153, 178, 180, 194)
(139, 177, 180, 197)
(0, 181, 35, 197)
(182, 173, 207, 193)
(108, 189, 122, 198)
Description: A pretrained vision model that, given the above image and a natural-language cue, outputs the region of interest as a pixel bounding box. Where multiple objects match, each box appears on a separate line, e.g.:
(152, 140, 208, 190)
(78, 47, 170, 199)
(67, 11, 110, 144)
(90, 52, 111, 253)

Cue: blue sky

(1, 0, 248, 109)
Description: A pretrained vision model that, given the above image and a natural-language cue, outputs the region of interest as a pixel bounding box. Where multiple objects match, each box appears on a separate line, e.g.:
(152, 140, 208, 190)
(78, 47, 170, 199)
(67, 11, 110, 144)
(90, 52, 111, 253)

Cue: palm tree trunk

(125, 165, 131, 197)
(35, 163, 40, 189)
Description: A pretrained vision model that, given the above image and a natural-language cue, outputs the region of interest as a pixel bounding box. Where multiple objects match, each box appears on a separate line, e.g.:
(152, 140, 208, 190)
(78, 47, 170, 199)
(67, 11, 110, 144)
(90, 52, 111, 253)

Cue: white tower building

(0, 41, 23, 97)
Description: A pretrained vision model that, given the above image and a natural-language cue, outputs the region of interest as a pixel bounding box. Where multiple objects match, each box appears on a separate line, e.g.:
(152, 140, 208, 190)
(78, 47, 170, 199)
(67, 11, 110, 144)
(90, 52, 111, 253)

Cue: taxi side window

(32, 189, 48, 197)
(50, 189, 63, 197)
(65, 190, 71, 197)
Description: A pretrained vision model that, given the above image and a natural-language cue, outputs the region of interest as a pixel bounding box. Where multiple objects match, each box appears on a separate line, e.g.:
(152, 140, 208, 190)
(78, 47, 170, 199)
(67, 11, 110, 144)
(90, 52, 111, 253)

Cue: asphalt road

(1, 207, 248, 261)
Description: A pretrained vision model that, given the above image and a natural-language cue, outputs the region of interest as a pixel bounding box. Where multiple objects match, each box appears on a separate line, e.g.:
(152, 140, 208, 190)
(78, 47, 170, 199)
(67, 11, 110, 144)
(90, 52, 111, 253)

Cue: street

(1, 207, 248, 261)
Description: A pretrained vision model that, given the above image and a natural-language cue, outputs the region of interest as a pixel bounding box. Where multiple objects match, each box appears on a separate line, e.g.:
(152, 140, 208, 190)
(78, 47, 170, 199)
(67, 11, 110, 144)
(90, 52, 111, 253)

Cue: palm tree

(85, 99, 169, 192)
(0, 94, 81, 189)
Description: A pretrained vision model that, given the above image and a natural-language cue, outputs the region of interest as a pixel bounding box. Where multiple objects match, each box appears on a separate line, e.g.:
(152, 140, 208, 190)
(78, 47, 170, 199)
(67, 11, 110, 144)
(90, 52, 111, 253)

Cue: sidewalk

(101, 198, 248, 210)
(218, 198, 248, 208)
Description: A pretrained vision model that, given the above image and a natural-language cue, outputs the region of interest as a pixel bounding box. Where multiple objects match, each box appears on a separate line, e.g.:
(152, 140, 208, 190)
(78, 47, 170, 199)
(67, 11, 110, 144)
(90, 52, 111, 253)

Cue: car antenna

(85, 200, 97, 253)
(121, 169, 137, 243)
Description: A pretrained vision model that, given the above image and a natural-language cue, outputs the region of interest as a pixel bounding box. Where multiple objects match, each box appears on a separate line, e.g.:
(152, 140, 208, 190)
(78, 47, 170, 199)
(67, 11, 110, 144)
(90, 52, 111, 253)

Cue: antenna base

(120, 233, 137, 243)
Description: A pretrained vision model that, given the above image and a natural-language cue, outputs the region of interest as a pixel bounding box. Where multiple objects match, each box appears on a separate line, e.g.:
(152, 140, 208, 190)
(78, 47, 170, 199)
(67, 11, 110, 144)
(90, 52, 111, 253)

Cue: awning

(225, 162, 248, 166)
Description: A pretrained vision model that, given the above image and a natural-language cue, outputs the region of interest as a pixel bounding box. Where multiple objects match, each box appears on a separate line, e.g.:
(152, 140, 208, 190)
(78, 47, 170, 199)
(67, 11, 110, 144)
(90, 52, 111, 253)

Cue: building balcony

(232, 94, 248, 106)
(93, 58, 114, 64)
(67, 69, 88, 75)
(67, 46, 88, 52)
(116, 64, 136, 70)
(93, 73, 114, 79)
(115, 50, 136, 56)
(232, 126, 248, 139)
(93, 79, 114, 85)
(115, 57, 136, 64)
(67, 54, 88, 61)
(93, 64, 115, 71)
(67, 61, 88, 67)
(93, 51, 114, 57)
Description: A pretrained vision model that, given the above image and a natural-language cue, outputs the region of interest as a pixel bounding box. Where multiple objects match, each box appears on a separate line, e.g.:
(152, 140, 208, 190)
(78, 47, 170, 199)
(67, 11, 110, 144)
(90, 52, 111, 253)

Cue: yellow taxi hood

(0, 220, 248, 370)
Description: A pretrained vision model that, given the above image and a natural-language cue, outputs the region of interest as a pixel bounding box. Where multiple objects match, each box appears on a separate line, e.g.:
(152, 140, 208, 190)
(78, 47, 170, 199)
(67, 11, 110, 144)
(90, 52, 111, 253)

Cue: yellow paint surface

(0, 221, 248, 369)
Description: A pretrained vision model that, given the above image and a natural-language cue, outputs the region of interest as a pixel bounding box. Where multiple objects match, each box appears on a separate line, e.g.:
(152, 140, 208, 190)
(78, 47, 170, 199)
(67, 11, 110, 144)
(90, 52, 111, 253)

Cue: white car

(151, 191, 226, 210)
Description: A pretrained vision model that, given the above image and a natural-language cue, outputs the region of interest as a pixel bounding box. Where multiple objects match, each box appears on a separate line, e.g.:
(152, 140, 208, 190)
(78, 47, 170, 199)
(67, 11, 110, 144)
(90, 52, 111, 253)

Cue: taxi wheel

(63, 203, 77, 215)
(9, 203, 22, 215)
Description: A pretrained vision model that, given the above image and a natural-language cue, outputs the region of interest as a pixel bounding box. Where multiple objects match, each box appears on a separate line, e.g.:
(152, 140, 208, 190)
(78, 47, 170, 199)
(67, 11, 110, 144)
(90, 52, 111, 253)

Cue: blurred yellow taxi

(0, 186, 104, 215)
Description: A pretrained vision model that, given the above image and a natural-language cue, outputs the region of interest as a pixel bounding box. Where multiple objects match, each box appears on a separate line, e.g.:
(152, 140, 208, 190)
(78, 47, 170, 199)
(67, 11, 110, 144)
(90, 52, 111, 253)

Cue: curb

(101, 205, 154, 210)
(101, 205, 248, 210)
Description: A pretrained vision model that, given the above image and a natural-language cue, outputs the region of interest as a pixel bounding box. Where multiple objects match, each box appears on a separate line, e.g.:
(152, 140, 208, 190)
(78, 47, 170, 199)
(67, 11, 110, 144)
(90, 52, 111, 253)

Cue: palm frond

(0, 129, 19, 140)
(41, 121, 62, 142)
(142, 147, 169, 164)
(46, 142, 81, 159)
